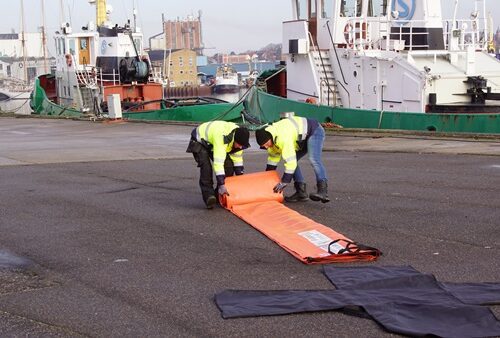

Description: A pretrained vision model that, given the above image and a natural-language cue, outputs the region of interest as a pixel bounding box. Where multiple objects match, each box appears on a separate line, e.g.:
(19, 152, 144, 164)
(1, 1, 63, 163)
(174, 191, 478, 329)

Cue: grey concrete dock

(1, 117, 499, 336)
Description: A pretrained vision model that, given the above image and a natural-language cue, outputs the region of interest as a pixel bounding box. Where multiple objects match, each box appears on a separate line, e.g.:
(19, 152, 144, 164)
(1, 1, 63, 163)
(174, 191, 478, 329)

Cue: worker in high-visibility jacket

(186, 121, 250, 209)
(255, 115, 329, 203)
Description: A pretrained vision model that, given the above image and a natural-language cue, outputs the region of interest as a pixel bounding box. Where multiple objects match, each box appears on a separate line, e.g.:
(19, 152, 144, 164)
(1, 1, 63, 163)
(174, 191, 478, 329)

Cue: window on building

(189, 57, 193, 66)
(6, 65, 11, 77)
(341, 0, 362, 17)
(180, 70, 184, 74)
(27, 67, 37, 82)
(179, 56, 183, 67)
(0, 64, 3, 71)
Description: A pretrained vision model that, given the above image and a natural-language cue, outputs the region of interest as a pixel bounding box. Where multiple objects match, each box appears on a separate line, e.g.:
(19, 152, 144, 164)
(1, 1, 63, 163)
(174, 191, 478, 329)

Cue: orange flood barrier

(220, 171, 382, 264)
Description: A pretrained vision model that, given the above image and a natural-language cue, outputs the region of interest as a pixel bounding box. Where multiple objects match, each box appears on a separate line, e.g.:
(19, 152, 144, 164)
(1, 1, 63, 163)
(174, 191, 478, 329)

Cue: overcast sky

(2, 0, 499, 56)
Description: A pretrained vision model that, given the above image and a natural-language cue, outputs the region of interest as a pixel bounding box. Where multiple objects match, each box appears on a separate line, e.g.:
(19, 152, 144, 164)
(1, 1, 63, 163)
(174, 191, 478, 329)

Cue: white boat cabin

(283, 0, 500, 113)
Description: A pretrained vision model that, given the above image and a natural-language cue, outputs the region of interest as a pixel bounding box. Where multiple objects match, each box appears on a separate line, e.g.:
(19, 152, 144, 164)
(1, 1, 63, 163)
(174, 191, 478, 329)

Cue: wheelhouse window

(295, 0, 308, 20)
(341, 0, 362, 17)
(310, 0, 317, 18)
(321, 0, 334, 18)
(68, 39, 76, 55)
(367, 0, 387, 17)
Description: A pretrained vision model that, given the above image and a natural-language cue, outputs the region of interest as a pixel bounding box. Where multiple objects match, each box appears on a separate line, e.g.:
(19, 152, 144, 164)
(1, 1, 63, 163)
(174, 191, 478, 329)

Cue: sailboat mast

(60, 0, 65, 25)
(20, 0, 28, 83)
(41, 0, 49, 73)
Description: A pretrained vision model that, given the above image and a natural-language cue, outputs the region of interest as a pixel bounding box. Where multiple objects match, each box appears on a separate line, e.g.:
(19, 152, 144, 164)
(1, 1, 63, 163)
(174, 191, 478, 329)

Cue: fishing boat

(30, 0, 242, 123)
(213, 65, 240, 93)
(247, 0, 500, 134)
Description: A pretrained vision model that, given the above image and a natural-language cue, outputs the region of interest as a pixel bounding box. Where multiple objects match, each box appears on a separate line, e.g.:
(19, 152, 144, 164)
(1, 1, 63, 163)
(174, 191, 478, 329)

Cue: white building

(0, 32, 45, 58)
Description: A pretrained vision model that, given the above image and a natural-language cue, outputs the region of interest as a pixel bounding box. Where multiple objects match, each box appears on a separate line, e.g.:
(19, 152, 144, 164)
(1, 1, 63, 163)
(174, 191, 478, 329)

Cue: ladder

(311, 49, 342, 107)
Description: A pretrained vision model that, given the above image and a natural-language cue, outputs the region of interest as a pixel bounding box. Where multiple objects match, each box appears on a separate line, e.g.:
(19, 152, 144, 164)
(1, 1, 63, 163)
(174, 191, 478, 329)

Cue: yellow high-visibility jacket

(263, 116, 308, 182)
(195, 121, 244, 177)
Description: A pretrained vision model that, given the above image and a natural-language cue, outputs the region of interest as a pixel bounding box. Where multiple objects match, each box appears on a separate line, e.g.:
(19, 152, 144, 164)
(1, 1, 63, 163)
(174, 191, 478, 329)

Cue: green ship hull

(247, 90, 500, 134)
(30, 79, 243, 123)
(31, 78, 500, 134)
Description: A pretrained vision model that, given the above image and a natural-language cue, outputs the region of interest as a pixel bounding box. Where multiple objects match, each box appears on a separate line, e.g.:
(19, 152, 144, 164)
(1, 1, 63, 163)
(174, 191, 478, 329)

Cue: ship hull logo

(392, 0, 416, 23)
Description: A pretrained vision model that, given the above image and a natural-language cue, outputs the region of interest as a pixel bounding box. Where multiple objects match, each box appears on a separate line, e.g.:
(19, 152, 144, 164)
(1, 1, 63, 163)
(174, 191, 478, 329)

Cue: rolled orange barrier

(222, 171, 381, 264)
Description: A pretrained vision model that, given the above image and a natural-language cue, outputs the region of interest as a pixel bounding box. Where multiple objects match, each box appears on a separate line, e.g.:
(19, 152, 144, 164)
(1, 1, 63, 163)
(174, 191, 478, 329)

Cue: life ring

(344, 23, 354, 47)
(65, 54, 72, 67)
(344, 22, 367, 48)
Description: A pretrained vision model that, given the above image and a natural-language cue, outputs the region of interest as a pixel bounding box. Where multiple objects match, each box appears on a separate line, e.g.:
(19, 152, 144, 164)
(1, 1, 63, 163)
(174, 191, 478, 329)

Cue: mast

(60, 0, 65, 25)
(20, 0, 28, 83)
(133, 1, 137, 32)
(96, 0, 107, 27)
(41, 0, 48, 73)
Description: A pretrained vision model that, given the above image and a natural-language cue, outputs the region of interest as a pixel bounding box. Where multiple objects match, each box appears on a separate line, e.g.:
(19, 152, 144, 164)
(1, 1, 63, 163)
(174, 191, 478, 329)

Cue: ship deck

(0, 117, 499, 336)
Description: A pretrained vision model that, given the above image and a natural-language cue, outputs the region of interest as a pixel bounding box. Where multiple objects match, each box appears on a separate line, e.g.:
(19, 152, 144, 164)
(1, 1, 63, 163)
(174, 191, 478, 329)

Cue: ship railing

(97, 69, 121, 86)
(344, 17, 488, 52)
(74, 65, 99, 89)
(344, 18, 430, 51)
(442, 19, 488, 51)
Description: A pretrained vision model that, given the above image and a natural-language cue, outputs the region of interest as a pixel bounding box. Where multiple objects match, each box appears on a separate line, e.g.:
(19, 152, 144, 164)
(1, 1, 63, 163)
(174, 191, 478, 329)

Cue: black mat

(215, 266, 500, 337)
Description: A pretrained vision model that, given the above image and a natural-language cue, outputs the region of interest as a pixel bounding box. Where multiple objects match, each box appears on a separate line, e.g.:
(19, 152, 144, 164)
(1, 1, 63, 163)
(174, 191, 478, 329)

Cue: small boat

(30, 0, 243, 123)
(213, 65, 239, 93)
(0, 87, 31, 116)
(0, 76, 32, 115)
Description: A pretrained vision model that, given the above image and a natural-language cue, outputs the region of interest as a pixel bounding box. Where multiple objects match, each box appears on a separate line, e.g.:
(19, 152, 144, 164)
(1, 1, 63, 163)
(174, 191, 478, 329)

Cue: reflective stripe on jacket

(195, 121, 243, 176)
(263, 116, 309, 178)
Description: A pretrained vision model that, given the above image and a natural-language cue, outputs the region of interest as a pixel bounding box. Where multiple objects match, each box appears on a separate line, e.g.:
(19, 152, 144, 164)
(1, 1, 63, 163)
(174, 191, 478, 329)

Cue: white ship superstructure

(283, 0, 500, 113)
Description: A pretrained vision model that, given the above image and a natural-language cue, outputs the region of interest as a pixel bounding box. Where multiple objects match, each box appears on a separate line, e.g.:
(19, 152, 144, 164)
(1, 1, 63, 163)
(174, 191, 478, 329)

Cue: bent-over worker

(186, 121, 250, 209)
(255, 115, 330, 203)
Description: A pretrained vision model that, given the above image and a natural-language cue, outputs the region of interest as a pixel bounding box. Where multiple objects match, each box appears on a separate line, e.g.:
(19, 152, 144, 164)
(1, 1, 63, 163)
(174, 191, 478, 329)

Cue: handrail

(325, 20, 350, 106)
(326, 20, 348, 86)
(308, 31, 334, 106)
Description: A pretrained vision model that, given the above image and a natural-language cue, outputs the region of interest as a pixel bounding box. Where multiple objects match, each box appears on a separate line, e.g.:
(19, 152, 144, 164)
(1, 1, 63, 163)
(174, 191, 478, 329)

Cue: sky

(2, 0, 500, 57)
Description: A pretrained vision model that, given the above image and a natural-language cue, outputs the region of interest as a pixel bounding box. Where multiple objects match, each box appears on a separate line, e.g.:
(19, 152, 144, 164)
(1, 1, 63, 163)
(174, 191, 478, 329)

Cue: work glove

(234, 166, 244, 176)
(273, 182, 288, 193)
(218, 185, 229, 196)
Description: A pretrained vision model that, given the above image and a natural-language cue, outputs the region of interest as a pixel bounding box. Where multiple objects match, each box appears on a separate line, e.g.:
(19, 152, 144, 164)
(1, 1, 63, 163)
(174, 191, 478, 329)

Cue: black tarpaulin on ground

(214, 266, 500, 337)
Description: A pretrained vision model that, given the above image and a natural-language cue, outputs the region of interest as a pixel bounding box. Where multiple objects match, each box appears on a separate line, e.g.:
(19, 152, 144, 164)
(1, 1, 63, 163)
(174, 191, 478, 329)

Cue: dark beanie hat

(255, 127, 273, 146)
(234, 127, 250, 148)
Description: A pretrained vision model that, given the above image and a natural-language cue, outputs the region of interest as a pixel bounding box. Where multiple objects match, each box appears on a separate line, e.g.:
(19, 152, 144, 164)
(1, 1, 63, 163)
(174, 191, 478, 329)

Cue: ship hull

(30, 78, 243, 123)
(213, 84, 239, 94)
(30, 78, 500, 134)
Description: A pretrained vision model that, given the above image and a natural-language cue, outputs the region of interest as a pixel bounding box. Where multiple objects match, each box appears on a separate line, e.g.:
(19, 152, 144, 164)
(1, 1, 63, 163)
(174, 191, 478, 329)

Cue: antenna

(20, 0, 28, 83)
(133, 0, 137, 32)
(60, 0, 65, 26)
(41, 0, 48, 73)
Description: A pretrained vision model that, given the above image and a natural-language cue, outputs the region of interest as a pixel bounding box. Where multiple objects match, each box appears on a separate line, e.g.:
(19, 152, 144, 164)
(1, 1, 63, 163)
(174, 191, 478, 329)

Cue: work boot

(285, 182, 309, 202)
(205, 195, 217, 209)
(309, 180, 330, 203)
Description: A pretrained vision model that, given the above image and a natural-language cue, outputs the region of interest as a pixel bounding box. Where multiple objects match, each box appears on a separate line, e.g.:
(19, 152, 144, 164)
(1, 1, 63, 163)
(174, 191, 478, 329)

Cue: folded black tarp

(215, 266, 500, 337)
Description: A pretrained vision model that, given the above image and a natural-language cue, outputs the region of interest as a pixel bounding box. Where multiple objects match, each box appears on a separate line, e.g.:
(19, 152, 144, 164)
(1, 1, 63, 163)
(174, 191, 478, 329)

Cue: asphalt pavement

(0, 117, 499, 337)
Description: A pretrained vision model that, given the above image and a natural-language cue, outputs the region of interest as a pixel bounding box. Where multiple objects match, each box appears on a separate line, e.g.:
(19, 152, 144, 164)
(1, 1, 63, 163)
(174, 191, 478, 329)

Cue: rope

(0, 97, 30, 114)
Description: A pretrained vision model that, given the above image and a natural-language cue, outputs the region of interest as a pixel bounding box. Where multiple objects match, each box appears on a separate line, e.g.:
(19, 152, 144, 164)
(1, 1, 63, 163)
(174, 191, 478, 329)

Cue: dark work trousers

(187, 139, 235, 203)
